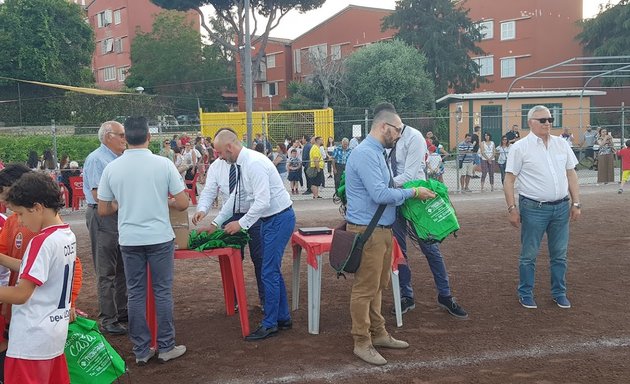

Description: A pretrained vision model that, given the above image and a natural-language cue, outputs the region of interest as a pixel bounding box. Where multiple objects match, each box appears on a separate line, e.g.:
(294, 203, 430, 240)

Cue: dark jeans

(498, 162, 506, 185)
(86, 207, 127, 326)
(392, 210, 452, 299)
(121, 240, 176, 359)
(334, 163, 346, 192)
(224, 213, 264, 306)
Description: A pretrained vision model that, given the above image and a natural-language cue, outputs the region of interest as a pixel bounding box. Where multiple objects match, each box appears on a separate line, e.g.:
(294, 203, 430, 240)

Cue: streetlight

(135, 86, 144, 94)
(268, 95, 273, 111)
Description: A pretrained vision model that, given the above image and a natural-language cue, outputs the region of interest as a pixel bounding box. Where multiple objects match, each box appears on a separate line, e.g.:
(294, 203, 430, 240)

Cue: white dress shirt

(215, 148, 292, 229)
(391, 125, 427, 187)
(196, 159, 249, 215)
(506, 132, 578, 202)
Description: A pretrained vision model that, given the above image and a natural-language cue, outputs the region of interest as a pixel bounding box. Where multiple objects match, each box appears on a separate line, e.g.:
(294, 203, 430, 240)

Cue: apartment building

(84, 0, 199, 90)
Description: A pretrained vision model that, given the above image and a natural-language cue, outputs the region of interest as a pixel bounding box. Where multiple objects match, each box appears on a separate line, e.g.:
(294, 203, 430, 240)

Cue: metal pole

(244, 0, 253, 148)
(51, 119, 58, 170)
(17, 82, 23, 127)
(455, 111, 461, 192)
(622, 102, 626, 182)
(364, 109, 369, 138)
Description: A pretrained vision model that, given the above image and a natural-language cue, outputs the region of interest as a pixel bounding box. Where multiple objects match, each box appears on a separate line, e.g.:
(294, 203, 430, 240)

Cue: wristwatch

(572, 202, 581, 209)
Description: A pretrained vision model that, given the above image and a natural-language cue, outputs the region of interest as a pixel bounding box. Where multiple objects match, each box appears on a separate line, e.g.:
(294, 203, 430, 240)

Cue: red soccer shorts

(4, 354, 70, 384)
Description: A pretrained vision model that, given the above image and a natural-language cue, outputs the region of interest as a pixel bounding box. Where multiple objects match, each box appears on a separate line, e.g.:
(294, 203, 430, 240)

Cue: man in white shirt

(504, 105, 581, 310)
(192, 129, 265, 311)
(206, 129, 295, 341)
(383, 103, 468, 320)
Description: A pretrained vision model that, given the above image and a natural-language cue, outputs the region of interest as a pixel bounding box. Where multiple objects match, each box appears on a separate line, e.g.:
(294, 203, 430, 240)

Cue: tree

(125, 11, 233, 113)
(382, 0, 484, 98)
(578, 0, 630, 86)
(0, 0, 94, 85)
(343, 40, 434, 113)
(150, 0, 325, 83)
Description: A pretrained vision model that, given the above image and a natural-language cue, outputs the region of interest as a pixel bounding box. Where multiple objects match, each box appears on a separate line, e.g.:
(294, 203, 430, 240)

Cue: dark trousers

(304, 166, 312, 190)
(334, 163, 346, 192)
(225, 213, 264, 306)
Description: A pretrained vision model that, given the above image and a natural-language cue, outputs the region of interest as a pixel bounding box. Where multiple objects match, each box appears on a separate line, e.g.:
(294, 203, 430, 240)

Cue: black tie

(229, 163, 237, 194)
(390, 146, 398, 177)
(384, 150, 394, 187)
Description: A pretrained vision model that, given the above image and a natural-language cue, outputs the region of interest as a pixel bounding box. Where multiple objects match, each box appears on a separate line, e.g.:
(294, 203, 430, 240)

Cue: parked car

(176, 114, 199, 126)
(158, 115, 179, 129)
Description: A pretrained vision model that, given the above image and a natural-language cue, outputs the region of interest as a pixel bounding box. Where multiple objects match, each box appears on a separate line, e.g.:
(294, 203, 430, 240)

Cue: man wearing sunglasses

(504, 105, 581, 310)
(381, 103, 469, 320)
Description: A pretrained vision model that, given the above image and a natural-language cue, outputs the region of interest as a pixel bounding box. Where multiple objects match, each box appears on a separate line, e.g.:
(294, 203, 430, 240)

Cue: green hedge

(0, 135, 162, 165)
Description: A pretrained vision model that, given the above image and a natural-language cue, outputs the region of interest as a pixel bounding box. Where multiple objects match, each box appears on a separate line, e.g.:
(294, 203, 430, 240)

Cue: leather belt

(347, 221, 392, 229)
(88, 204, 98, 208)
(260, 206, 292, 221)
(520, 195, 569, 206)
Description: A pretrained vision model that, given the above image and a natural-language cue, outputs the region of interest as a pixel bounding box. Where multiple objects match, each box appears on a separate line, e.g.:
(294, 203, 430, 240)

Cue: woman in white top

(181, 142, 197, 180)
(326, 137, 335, 178)
(480, 132, 496, 191)
(497, 135, 510, 186)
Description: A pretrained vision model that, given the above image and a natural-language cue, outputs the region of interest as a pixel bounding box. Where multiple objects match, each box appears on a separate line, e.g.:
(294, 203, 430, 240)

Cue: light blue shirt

(82, 143, 118, 205)
(97, 149, 186, 246)
(345, 135, 414, 226)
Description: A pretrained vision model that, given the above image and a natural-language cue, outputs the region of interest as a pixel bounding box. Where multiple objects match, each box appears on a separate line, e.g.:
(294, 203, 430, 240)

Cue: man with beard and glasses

(344, 103, 435, 366)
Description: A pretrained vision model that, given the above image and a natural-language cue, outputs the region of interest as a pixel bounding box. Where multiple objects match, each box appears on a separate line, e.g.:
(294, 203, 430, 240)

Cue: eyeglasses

(532, 117, 555, 124)
(109, 132, 125, 138)
(385, 122, 405, 135)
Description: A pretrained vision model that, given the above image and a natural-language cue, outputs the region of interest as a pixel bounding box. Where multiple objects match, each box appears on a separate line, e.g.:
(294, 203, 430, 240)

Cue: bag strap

(354, 203, 386, 251)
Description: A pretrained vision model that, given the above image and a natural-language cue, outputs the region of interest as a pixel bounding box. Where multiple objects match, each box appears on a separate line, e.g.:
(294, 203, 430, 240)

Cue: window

(501, 21, 515, 40)
(521, 103, 562, 129)
(103, 9, 112, 26)
(308, 44, 327, 61)
(293, 49, 301, 73)
(117, 67, 127, 82)
(478, 20, 493, 40)
(101, 38, 114, 54)
(262, 82, 278, 97)
(256, 60, 267, 81)
(96, 13, 103, 28)
(266, 54, 276, 69)
(114, 9, 121, 25)
(473, 56, 494, 76)
(331, 45, 342, 61)
(114, 38, 125, 53)
(253, 84, 257, 98)
(102, 66, 116, 82)
(501, 57, 515, 78)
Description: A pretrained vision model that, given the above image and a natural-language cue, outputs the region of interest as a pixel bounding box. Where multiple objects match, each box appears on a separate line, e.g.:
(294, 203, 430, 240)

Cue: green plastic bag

(401, 179, 459, 243)
(65, 316, 126, 384)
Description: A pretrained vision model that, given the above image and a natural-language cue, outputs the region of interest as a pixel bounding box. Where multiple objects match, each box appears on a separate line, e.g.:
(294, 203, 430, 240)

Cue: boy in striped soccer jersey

(0, 172, 76, 384)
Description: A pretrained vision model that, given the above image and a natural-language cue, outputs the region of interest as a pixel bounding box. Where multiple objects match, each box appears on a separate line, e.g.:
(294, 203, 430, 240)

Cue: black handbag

(329, 204, 386, 278)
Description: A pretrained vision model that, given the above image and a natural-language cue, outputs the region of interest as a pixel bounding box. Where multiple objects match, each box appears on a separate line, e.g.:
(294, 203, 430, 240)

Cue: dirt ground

(68, 183, 630, 384)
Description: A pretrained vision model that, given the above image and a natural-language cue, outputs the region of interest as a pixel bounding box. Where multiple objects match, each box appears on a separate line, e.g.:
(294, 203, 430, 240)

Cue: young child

(287, 148, 303, 194)
(426, 145, 445, 182)
(617, 139, 630, 194)
(0, 172, 77, 383)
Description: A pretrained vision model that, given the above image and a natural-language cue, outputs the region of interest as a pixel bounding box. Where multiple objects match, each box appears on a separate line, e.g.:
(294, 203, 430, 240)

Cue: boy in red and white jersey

(0, 172, 76, 384)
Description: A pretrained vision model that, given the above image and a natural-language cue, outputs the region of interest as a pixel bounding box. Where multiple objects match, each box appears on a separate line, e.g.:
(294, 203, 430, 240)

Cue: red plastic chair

(184, 171, 199, 205)
(69, 176, 86, 210)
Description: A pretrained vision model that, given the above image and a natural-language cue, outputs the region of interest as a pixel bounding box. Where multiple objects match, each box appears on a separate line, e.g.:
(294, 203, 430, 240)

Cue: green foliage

(280, 82, 326, 110)
(0, 135, 100, 165)
(383, 0, 485, 97)
(343, 40, 434, 113)
(578, 0, 630, 86)
(0, 0, 94, 86)
(125, 11, 232, 114)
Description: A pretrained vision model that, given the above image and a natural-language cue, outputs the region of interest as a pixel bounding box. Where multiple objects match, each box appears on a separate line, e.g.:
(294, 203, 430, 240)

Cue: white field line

(224, 337, 630, 384)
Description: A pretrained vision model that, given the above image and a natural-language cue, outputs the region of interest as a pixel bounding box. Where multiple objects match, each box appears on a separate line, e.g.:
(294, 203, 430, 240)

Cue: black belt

(260, 206, 292, 221)
(520, 195, 569, 206)
(347, 221, 392, 229)
(88, 204, 98, 208)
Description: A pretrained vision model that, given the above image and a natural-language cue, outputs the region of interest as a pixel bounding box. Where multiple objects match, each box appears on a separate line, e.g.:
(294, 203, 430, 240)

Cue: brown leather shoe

(372, 335, 409, 349)
(353, 344, 387, 366)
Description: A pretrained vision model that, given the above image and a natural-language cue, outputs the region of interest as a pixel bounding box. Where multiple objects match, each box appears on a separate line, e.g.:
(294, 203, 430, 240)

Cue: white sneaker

(158, 345, 187, 363)
(136, 348, 156, 366)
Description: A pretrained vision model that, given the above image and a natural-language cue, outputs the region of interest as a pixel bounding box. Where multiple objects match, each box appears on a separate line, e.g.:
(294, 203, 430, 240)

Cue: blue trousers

(225, 213, 264, 306)
(518, 196, 570, 299)
(392, 211, 452, 299)
(120, 240, 175, 359)
(259, 208, 295, 328)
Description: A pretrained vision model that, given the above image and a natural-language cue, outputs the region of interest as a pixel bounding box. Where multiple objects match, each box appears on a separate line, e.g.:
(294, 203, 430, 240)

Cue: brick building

(83, 0, 199, 90)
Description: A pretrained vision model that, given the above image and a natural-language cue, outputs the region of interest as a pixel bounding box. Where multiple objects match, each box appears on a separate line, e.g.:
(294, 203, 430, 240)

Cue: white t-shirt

(7, 224, 77, 360)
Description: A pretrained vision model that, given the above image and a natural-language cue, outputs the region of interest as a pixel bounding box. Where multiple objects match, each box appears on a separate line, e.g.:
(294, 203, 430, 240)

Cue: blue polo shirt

(98, 149, 186, 246)
(83, 144, 119, 205)
(345, 135, 413, 226)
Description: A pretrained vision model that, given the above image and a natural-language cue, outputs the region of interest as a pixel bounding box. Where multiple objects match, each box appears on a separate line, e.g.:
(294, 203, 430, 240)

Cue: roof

(436, 90, 607, 104)
(292, 5, 394, 42)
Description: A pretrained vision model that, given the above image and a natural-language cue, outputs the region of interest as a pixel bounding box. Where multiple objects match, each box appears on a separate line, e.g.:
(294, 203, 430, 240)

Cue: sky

(240, 0, 620, 39)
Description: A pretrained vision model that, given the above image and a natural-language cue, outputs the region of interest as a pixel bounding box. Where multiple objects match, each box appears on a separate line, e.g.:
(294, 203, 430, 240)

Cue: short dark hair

(124, 116, 149, 145)
(6, 172, 64, 212)
(373, 102, 396, 116)
(0, 163, 32, 189)
(214, 127, 237, 138)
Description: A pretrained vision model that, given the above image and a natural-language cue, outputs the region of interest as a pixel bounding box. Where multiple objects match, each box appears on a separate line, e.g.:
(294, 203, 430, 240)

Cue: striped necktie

(229, 163, 237, 194)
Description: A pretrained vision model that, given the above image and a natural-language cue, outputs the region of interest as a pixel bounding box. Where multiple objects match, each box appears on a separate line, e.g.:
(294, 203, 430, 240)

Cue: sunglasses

(532, 117, 555, 124)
